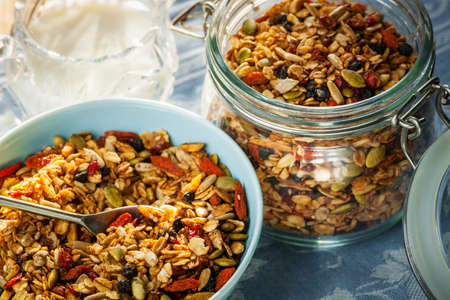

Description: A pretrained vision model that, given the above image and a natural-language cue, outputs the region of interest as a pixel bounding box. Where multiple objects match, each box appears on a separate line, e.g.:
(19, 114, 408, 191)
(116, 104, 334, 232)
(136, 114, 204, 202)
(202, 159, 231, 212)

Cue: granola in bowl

(0, 129, 249, 300)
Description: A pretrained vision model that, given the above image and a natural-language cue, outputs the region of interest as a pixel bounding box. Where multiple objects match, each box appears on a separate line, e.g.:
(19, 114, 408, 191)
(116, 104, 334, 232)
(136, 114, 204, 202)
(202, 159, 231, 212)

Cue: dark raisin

(272, 14, 287, 25)
(306, 89, 315, 99)
(306, 80, 317, 91)
(359, 88, 373, 99)
(157, 231, 166, 239)
(274, 65, 288, 79)
(121, 265, 138, 279)
(131, 138, 145, 152)
(168, 231, 177, 238)
(398, 43, 413, 56)
(369, 43, 386, 54)
(0, 287, 3, 296)
(203, 274, 216, 292)
(101, 167, 110, 177)
(322, 38, 332, 47)
(117, 280, 132, 294)
(258, 147, 274, 160)
(73, 170, 88, 183)
(173, 218, 184, 233)
(314, 85, 330, 101)
(283, 21, 294, 32)
(290, 174, 302, 183)
(184, 192, 195, 203)
(266, 176, 279, 185)
(348, 60, 363, 71)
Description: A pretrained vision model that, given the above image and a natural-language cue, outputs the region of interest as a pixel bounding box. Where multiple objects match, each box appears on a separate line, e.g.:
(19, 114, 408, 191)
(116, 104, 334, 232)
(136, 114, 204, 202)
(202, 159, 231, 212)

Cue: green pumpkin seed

(160, 295, 172, 300)
(342, 163, 363, 178)
(47, 269, 59, 289)
(208, 248, 225, 260)
(331, 177, 352, 192)
(330, 203, 355, 215)
(366, 145, 386, 168)
(131, 278, 146, 300)
(109, 245, 126, 262)
(138, 150, 151, 159)
(214, 257, 237, 267)
(258, 57, 272, 67)
(342, 69, 366, 88)
(342, 87, 354, 98)
(215, 212, 236, 221)
(69, 134, 86, 150)
(355, 194, 368, 205)
(129, 157, 144, 166)
(209, 154, 219, 165)
(104, 186, 123, 208)
(53, 136, 65, 147)
(237, 47, 252, 64)
(220, 163, 231, 176)
(220, 222, 236, 232)
(242, 19, 258, 35)
(216, 176, 237, 191)
(283, 90, 303, 100)
(184, 292, 215, 300)
(228, 233, 248, 240)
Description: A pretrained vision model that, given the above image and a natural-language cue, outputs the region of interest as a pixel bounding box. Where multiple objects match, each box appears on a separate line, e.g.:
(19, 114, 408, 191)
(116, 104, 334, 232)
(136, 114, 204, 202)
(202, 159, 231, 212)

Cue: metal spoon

(0, 195, 163, 234)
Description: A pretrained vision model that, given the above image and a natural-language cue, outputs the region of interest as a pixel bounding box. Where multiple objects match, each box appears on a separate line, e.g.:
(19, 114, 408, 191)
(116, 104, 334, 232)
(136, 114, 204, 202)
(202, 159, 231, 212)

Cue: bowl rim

(0, 98, 263, 299)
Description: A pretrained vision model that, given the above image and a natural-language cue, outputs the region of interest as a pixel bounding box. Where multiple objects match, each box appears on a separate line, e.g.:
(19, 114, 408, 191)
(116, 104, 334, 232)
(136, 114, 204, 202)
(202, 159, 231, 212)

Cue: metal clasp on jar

(170, 0, 218, 40)
(392, 76, 450, 169)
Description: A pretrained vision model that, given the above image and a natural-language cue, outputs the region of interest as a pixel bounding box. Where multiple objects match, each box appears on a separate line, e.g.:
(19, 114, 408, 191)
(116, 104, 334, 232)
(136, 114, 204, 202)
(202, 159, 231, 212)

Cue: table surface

(1, 0, 450, 299)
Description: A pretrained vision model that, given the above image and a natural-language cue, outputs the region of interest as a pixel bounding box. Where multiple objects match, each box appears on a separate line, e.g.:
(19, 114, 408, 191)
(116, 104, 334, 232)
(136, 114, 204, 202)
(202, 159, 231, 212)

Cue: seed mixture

(206, 0, 417, 235)
(0, 130, 249, 300)
(226, 0, 417, 106)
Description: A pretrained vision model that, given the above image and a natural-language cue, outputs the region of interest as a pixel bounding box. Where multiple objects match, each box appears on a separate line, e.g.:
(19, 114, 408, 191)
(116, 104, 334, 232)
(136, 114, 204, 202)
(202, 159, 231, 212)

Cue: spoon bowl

(0, 194, 163, 234)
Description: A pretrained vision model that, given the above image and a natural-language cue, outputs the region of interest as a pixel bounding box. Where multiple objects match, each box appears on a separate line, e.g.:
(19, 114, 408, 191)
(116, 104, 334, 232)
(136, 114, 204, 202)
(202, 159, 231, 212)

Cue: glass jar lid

(404, 130, 450, 299)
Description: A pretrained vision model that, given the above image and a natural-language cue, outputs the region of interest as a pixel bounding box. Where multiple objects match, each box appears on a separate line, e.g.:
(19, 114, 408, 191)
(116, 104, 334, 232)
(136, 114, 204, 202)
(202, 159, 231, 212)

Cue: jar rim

(206, 0, 435, 134)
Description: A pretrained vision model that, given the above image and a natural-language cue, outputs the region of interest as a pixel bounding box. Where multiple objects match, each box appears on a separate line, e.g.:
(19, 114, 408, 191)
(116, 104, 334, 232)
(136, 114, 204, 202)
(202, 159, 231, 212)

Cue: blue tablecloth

(168, 1, 449, 299)
(0, 0, 448, 299)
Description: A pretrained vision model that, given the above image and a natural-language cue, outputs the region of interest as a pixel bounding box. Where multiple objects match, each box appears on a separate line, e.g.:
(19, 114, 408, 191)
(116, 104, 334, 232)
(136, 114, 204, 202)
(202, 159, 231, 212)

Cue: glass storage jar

(195, 0, 449, 247)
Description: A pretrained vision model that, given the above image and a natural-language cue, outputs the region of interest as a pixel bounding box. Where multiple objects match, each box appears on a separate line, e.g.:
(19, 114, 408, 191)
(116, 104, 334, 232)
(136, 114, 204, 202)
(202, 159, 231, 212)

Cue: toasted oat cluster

(0, 130, 248, 300)
(226, 0, 417, 106)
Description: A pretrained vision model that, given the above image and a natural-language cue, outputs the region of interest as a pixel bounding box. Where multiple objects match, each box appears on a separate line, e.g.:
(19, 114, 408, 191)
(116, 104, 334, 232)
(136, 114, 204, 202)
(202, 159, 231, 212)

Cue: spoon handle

(0, 195, 85, 226)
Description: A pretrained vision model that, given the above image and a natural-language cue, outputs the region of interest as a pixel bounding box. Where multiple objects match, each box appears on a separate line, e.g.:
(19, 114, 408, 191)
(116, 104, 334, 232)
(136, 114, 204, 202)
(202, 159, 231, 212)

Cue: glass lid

(404, 130, 450, 299)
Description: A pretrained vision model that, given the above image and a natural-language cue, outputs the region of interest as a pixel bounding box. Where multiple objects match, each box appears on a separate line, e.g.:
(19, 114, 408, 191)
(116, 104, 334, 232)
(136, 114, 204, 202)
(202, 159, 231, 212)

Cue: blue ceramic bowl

(0, 99, 263, 299)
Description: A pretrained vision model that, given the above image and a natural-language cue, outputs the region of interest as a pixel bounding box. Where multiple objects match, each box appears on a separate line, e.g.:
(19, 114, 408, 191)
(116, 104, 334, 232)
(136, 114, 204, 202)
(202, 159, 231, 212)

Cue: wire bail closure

(392, 76, 450, 169)
(171, 0, 218, 40)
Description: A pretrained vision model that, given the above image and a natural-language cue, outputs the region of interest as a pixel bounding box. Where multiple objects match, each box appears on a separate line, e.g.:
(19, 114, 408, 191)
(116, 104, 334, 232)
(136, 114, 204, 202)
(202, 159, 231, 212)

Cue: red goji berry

(0, 162, 22, 178)
(351, 2, 367, 13)
(319, 15, 336, 29)
(364, 70, 379, 90)
(215, 268, 236, 291)
(4, 273, 23, 290)
(287, 44, 297, 54)
(188, 223, 201, 238)
(104, 130, 139, 139)
(88, 161, 98, 175)
(57, 248, 73, 270)
(334, 77, 344, 89)
(150, 156, 185, 176)
(109, 213, 133, 228)
(164, 278, 200, 292)
(9, 190, 33, 198)
(327, 99, 338, 106)
(381, 29, 399, 49)
(61, 265, 93, 281)
(243, 72, 268, 85)
(209, 193, 222, 206)
(254, 15, 268, 22)
(365, 15, 378, 26)
(312, 48, 325, 61)
(53, 286, 65, 296)
(25, 154, 57, 169)
(97, 136, 106, 147)
(199, 157, 224, 177)
(248, 143, 264, 164)
(234, 181, 247, 220)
